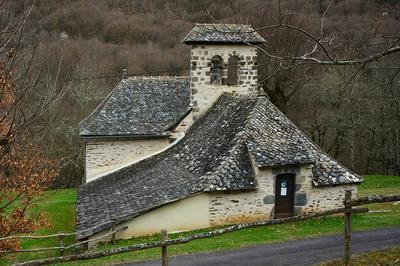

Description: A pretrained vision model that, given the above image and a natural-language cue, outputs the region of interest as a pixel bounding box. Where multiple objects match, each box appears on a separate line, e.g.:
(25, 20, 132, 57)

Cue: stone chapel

(76, 24, 362, 244)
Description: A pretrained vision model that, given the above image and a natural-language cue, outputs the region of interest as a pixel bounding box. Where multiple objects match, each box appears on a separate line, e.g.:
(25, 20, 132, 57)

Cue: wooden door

(274, 174, 295, 218)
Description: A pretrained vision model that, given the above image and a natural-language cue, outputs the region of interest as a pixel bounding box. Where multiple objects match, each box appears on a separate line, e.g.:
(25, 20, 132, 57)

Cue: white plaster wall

(85, 138, 170, 182)
(190, 44, 258, 118)
(89, 193, 209, 246)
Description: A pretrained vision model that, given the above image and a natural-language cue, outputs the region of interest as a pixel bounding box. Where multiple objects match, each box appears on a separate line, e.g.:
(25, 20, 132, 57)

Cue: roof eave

(313, 180, 364, 187)
(79, 133, 171, 140)
(256, 160, 315, 169)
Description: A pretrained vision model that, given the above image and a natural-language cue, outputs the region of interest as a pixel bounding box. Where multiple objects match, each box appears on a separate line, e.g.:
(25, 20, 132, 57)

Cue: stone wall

(190, 44, 258, 119)
(301, 183, 357, 213)
(85, 138, 170, 182)
(208, 164, 358, 226)
(271, 165, 357, 214)
(209, 190, 268, 226)
(208, 166, 274, 226)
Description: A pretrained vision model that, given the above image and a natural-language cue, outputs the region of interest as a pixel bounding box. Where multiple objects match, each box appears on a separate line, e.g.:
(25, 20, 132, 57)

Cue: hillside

(3, 0, 400, 187)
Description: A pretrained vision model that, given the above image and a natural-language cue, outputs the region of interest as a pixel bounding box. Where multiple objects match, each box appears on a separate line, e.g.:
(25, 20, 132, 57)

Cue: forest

(1, 0, 400, 188)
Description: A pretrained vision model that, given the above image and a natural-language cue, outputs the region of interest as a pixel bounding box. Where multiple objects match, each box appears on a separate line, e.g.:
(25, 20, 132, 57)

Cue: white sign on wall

(281, 181, 287, 196)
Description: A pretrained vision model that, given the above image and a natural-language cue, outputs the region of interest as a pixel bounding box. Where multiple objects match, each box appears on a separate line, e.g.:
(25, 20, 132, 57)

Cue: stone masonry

(209, 163, 358, 226)
(190, 44, 258, 119)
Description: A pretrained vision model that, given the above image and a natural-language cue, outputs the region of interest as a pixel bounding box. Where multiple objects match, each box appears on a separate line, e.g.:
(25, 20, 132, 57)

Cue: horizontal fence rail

(11, 207, 369, 266)
(0, 226, 128, 254)
(0, 220, 116, 241)
(3, 193, 399, 266)
(345, 195, 400, 207)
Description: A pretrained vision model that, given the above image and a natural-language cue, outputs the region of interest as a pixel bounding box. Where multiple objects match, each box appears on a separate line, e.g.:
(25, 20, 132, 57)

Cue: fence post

(161, 229, 168, 266)
(59, 233, 65, 257)
(343, 189, 352, 266)
(111, 221, 116, 245)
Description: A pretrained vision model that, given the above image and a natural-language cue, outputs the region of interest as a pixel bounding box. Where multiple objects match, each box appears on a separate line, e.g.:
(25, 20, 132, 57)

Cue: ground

(1, 175, 399, 265)
(121, 227, 400, 266)
(319, 247, 400, 266)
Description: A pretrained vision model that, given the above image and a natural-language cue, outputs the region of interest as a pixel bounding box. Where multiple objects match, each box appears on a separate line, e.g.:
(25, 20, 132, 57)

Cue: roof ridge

(182, 23, 266, 44)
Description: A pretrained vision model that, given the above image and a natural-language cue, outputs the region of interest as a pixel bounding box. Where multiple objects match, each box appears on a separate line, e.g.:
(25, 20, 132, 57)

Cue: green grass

(358, 175, 400, 196)
(1, 175, 399, 266)
(1, 189, 76, 265)
(317, 247, 400, 265)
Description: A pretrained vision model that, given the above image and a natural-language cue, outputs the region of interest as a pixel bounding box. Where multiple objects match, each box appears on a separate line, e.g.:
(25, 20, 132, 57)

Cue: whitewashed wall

(89, 193, 209, 247)
(85, 138, 170, 182)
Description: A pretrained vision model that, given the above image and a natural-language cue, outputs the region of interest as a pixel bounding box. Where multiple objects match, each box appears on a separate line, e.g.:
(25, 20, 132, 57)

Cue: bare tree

(0, 0, 67, 249)
(166, 0, 400, 175)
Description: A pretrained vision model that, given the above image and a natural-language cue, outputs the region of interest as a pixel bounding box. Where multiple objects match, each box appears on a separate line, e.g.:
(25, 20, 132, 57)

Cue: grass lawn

(318, 247, 400, 266)
(1, 175, 399, 266)
(1, 189, 76, 266)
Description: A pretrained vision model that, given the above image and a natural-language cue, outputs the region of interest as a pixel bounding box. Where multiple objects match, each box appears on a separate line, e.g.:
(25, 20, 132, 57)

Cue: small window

(210, 55, 223, 85)
(227, 55, 239, 86)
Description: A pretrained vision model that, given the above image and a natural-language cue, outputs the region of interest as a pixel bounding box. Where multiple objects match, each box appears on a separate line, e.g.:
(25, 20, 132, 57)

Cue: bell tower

(182, 23, 266, 119)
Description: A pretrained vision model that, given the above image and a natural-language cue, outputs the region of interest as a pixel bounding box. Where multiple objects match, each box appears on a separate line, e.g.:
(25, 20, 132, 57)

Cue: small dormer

(182, 24, 266, 118)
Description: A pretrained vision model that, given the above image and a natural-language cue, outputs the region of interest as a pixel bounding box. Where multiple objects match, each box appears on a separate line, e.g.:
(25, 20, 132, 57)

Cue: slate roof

(182, 24, 266, 44)
(245, 100, 363, 186)
(79, 77, 191, 137)
(77, 94, 257, 239)
(76, 94, 362, 239)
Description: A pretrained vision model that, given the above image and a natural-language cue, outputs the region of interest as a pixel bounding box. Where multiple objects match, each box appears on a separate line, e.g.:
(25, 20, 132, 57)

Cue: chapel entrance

(274, 174, 295, 218)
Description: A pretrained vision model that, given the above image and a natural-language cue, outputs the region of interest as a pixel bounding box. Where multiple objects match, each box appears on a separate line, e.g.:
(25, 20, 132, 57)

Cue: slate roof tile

(79, 77, 191, 137)
(182, 24, 266, 44)
(246, 97, 363, 186)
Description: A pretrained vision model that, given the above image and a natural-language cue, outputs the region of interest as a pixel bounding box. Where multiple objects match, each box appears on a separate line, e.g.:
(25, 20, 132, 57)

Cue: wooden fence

(2, 192, 399, 266)
(0, 221, 127, 256)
